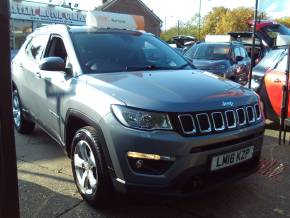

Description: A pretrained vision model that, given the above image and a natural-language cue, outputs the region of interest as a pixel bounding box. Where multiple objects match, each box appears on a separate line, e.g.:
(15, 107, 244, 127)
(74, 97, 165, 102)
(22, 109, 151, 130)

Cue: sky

(140, 0, 290, 30)
(32, 0, 290, 30)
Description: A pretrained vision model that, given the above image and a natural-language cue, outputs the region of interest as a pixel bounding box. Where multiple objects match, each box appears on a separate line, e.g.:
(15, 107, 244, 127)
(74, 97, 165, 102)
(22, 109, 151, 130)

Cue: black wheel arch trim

(65, 109, 116, 178)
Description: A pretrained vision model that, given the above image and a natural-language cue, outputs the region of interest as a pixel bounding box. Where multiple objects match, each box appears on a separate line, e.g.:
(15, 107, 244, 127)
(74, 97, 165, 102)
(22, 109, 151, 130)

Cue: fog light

(135, 159, 143, 169)
(127, 152, 175, 175)
(127, 151, 175, 161)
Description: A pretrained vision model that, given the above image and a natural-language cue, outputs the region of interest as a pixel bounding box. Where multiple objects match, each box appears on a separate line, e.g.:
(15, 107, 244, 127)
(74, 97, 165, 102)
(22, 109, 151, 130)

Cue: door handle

(35, 72, 42, 79)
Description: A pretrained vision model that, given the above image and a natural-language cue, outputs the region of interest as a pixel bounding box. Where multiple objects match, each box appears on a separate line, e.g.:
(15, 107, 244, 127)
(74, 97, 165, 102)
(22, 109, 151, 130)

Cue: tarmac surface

(16, 122, 290, 218)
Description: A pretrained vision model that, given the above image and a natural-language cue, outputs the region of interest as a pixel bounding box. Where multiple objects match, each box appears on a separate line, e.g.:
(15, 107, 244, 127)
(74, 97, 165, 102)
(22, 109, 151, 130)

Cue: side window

(234, 47, 241, 57)
(44, 36, 68, 62)
(239, 47, 248, 58)
(25, 34, 49, 61)
(184, 46, 198, 60)
(275, 55, 288, 72)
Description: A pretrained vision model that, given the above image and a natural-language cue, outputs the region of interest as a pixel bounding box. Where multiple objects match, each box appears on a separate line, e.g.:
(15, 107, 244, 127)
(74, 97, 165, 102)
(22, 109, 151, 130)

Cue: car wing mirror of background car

(235, 56, 244, 63)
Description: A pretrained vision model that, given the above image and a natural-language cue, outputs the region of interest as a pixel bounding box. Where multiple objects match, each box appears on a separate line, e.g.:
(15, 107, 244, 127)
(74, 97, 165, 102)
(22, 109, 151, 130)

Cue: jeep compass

(12, 13, 265, 207)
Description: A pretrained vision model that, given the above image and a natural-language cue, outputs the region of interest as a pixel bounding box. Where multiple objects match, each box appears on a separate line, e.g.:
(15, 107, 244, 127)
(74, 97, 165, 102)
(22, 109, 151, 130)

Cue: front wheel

(71, 126, 113, 208)
(12, 89, 35, 134)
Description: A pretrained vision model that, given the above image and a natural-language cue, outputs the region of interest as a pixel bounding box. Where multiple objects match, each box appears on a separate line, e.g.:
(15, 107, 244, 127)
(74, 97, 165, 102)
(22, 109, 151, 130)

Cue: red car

(259, 52, 289, 122)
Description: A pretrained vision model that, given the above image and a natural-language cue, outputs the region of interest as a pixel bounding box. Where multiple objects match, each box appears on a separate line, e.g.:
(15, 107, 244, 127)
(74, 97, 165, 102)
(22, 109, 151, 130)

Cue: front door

(36, 36, 72, 142)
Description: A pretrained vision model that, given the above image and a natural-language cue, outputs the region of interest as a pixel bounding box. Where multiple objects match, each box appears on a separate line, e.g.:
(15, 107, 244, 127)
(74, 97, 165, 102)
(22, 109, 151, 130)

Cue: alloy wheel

(73, 140, 98, 195)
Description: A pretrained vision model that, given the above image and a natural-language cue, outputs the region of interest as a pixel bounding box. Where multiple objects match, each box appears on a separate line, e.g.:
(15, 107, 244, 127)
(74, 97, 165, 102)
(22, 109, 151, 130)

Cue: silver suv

(12, 24, 265, 207)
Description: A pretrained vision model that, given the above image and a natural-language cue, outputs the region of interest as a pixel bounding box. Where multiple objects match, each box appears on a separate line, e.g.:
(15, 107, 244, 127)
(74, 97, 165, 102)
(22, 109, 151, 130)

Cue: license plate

(210, 146, 254, 171)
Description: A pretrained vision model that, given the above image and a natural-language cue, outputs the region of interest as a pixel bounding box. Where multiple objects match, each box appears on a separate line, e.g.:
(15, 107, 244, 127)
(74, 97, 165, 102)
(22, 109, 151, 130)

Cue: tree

(161, 7, 257, 41)
(215, 7, 254, 34)
(161, 14, 199, 42)
(276, 17, 290, 28)
(201, 7, 229, 37)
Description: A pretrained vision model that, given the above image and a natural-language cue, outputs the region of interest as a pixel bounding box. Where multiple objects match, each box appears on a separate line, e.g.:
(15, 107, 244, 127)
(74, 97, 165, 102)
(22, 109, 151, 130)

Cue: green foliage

(276, 17, 290, 28)
(161, 14, 199, 42)
(215, 7, 254, 34)
(201, 7, 229, 38)
(161, 7, 256, 41)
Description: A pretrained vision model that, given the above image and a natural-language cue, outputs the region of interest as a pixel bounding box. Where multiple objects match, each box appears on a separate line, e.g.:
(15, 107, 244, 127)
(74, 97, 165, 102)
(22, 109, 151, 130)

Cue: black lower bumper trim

(113, 154, 260, 197)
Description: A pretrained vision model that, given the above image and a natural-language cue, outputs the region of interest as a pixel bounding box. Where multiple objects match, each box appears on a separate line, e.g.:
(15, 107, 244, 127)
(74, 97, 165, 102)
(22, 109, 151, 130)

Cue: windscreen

(189, 44, 230, 60)
(71, 32, 191, 74)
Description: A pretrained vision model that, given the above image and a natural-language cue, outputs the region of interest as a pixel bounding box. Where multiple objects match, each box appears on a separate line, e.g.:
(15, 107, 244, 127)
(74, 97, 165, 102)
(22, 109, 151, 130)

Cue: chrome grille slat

(196, 113, 211, 133)
(211, 112, 225, 131)
(246, 106, 255, 123)
(177, 104, 262, 135)
(225, 110, 237, 129)
(178, 114, 196, 134)
(236, 108, 246, 126)
(254, 104, 262, 120)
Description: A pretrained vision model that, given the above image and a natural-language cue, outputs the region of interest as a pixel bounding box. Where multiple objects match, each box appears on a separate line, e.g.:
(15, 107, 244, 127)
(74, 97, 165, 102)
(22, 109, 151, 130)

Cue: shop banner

(10, 1, 86, 25)
(86, 11, 145, 31)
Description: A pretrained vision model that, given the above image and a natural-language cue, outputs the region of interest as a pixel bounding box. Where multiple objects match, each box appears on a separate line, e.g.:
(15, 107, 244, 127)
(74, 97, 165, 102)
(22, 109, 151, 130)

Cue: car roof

(197, 42, 243, 46)
(33, 24, 148, 36)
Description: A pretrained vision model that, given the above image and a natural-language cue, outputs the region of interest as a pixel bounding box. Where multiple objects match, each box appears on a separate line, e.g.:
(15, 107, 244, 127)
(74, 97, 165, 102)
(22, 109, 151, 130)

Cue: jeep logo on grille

(222, 101, 234, 107)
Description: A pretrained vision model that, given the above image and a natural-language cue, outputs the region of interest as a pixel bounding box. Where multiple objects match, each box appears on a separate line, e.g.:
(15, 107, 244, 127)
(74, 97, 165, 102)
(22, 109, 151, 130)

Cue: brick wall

(102, 0, 161, 36)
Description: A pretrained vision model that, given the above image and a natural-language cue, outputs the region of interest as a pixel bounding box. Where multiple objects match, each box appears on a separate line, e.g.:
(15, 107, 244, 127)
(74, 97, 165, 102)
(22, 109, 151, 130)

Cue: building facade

(10, 0, 162, 50)
(10, 0, 86, 49)
(99, 0, 162, 36)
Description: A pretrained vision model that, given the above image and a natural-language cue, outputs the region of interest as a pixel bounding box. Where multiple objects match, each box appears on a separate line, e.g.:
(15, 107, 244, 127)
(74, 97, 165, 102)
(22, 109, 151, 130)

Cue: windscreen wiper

(177, 63, 195, 69)
(125, 65, 174, 71)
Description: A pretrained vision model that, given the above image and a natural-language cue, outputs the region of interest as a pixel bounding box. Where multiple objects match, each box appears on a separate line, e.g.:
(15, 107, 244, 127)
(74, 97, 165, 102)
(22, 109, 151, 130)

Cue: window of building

(11, 19, 33, 50)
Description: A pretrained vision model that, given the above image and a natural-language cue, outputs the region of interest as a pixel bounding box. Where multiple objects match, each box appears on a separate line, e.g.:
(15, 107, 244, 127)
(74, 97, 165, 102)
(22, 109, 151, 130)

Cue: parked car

(168, 35, 196, 53)
(12, 12, 264, 208)
(229, 20, 290, 63)
(249, 47, 287, 91)
(259, 52, 289, 122)
(184, 39, 251, 85)
(228, 32, 269, 63)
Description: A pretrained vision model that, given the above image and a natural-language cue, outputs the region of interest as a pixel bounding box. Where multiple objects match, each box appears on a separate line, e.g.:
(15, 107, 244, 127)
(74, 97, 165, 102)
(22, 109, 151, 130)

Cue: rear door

(15, 34, 49, 118)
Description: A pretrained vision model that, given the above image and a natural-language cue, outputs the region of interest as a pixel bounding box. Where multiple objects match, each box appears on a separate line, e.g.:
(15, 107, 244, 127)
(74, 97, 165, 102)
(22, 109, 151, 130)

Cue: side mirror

(39, 57, 65, 71)
(235, 56, 244, 63)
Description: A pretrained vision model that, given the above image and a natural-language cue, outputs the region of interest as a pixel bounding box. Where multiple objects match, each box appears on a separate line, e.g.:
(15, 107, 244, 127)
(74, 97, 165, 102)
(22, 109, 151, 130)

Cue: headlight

(111, 105, 173, 130)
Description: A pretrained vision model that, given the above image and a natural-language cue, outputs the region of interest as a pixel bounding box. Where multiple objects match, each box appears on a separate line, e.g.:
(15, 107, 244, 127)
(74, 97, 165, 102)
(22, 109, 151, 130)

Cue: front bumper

(100, 114, 264, 196)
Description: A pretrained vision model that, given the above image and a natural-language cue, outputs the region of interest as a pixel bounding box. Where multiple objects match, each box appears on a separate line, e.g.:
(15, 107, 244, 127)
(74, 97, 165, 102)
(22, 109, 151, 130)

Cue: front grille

(236, 108, 246, 126)
(211, 112, 225, 131)
(177, 104, 262, 136)
(246, 106, 255, 123)
(178, 114, 196, 134)
(196, 113, 211, 133)
(254, 104, 262, 120)
(225, 110, 236, 129)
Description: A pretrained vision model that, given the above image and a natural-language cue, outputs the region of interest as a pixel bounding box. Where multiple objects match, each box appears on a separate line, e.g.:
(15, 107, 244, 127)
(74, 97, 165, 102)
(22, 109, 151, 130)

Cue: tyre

(71, 126, 113, 208)
(12, 89, 35, 134)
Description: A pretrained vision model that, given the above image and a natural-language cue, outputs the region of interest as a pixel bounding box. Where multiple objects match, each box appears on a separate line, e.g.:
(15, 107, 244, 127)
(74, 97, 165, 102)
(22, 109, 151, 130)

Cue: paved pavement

(16, 123, 290, 218)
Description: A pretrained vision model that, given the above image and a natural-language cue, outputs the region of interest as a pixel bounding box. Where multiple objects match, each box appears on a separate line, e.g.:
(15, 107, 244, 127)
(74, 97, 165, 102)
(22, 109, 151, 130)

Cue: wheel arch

(64, 110, 116, 177)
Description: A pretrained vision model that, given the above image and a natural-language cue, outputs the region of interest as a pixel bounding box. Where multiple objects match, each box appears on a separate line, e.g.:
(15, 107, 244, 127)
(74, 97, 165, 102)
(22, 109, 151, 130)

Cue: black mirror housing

(235, 56, 244, 63)
(39, 57, 66, 71)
